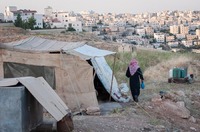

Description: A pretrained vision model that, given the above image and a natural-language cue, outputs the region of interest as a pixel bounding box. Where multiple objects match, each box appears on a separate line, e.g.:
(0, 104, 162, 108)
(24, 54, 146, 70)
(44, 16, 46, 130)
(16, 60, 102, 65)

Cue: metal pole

(109, 53, 117, 101)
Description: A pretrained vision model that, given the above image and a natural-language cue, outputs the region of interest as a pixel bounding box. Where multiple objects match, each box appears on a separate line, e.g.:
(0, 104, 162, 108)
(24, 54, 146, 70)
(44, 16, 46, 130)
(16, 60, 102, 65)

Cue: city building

(136, 28, 146, 37)
(180, 25, 189, 35)
(170, 25, 179, 34)
(44, 6, 53, 18)
(154, 33, 165, 43)
(12, 9, 43, 28)
(166, 35, 175, 42)
(51, 11, 82, 32)
(145, 26, 154, 36)
(4, 6, 17, 22)
(186, 34, 197, 40)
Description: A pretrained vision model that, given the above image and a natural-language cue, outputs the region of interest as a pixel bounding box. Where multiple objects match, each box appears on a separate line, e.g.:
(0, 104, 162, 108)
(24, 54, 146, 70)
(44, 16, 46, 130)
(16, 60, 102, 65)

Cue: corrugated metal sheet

(0, 77, 70, 121)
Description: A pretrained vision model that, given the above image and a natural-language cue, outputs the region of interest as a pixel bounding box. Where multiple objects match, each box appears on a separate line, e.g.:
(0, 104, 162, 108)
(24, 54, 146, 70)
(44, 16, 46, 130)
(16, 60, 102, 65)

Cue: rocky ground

(72, 81, 200, 132)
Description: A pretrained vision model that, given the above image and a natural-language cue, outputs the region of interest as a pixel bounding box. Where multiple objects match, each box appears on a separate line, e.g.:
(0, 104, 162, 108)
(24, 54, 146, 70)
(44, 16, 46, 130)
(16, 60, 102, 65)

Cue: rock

(189, 116, 197, 123)
(175, 90, 186, 97)
(190, 127, 197, 131)
(151, 94, 162, 104)
(155, 125, 165, 132)
(86, 106, 100, 115)
(162, 101, 190, 119)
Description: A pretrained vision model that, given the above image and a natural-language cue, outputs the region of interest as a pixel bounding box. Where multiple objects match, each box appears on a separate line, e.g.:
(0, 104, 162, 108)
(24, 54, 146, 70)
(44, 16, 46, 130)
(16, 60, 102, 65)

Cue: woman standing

(126, 59, 144, 102)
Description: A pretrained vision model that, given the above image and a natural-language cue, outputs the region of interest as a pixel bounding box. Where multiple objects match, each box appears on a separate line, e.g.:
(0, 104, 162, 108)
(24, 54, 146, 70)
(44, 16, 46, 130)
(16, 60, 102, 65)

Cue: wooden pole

(109, 53, 117, 101)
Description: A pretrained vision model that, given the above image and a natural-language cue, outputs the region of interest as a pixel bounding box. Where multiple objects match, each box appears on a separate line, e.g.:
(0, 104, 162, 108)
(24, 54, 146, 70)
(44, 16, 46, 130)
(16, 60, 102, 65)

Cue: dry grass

(144, 56, 192, 82)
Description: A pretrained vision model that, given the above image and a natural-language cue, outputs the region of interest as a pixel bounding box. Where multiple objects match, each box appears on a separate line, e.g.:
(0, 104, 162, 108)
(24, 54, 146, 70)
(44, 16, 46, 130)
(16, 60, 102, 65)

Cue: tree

(97, 20, 103, 25)
(28, 16, 36, 30)
(14, 14, 23, 27)
(66, 27, 76, 31)
(14, 14, 36, 30)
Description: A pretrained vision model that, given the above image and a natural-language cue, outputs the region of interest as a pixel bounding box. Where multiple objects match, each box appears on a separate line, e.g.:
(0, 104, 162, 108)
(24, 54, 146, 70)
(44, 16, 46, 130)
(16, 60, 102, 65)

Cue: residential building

(186, 34, 197, 40)
(0, 13, 4, 22)
(180, 25, 189, 35)
(196, 29, 200, 39)
(136, 28, 146, 37)
(4, 6, 17, 22)
(145, 26, 154, 36)
(66, 21, 82, 32)
(154, 33, 165, 43)
(44, 6, 53, 17)
(12, 9, 43, 28)
(51, 11, 82, 32)
(166, 35, 175, 42)
(170, 25, 179, 34)
(182, 40, 193, 47)
(176, 34, 186, 40)
(167, 41, 179, 48)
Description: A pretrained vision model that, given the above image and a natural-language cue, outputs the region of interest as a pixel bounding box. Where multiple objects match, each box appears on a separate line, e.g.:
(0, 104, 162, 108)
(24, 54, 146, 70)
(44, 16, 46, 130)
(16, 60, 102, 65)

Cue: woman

(126, 59, 144, 102)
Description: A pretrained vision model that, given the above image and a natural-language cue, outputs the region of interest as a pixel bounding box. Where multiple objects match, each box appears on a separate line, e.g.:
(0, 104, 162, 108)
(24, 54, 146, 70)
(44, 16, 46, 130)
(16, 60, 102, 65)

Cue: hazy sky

(0, 0, 199, 14)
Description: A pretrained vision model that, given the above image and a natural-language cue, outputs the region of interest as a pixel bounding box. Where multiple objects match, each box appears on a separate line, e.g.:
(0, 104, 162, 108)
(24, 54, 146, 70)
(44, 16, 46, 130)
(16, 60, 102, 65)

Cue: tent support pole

(109, 53, 117, 102)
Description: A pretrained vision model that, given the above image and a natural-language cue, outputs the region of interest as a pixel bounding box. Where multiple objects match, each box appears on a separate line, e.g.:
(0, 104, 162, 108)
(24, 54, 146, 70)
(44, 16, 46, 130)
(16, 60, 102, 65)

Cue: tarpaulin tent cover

(64, 46, 131, 102)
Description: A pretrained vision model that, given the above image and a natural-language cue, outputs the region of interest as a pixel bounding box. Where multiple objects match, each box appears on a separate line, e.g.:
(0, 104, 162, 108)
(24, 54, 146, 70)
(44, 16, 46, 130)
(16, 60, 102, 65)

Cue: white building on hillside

(12, 9, 43, 28)
(4, 6, 17, 22)
(154, 33, 165, 43)
(44, 6, 53, 17)
(51, 11, 82, 32)
(136, 28, 146, 37)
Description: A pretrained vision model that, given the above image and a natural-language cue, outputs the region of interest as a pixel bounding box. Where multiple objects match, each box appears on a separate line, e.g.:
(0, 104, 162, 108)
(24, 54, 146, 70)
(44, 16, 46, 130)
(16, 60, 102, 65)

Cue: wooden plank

(17, 77, 69, 121)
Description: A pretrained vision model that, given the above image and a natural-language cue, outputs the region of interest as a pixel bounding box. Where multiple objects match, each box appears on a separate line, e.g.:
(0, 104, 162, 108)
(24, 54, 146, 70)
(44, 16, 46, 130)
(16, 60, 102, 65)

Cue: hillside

(74, 49, 200, 132)
(0, 27, 200, 131)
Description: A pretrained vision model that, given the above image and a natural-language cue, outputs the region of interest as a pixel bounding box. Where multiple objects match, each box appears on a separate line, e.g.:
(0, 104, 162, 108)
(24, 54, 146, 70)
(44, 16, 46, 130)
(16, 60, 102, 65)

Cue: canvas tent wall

(0, 37, 98, 111)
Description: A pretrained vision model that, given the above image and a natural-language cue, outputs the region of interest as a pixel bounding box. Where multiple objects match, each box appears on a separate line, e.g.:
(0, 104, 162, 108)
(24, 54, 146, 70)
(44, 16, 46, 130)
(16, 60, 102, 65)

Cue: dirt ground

(72, 82, 200, 132)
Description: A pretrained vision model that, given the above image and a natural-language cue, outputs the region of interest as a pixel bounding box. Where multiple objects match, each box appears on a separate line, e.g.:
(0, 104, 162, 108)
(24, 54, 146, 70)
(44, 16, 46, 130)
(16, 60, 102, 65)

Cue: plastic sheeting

(3, 62, 55, 89)
(63, 45, 115, 60)
(91, 57, 131, 102)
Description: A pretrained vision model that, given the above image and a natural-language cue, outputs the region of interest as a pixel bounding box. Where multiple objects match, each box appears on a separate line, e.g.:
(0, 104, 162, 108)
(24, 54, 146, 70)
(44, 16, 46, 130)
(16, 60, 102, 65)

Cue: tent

(0, 37, 130, 111)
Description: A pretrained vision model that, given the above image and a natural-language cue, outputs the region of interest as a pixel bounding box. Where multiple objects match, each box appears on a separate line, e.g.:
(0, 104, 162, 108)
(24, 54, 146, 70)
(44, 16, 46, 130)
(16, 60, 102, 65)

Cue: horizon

(0, 0, 199, 14)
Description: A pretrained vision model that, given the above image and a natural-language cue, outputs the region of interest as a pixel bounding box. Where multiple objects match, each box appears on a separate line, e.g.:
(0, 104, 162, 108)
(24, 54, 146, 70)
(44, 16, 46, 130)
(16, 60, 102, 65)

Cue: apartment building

(170, 25, 179, 34)
(145, 26, 154, 36)
(166, 35, 175, 42)
(176, 34, 186, 40)
(4, 6, 17, 22)
(180, 25, 189, 35)
(51, 11, 82, 32)
(12, 9, 43, 28)
(44, 6, 53, 18)
(186, 34, 197, 40)
(136, 28, 146, 37)
(154, 33, 165, 43)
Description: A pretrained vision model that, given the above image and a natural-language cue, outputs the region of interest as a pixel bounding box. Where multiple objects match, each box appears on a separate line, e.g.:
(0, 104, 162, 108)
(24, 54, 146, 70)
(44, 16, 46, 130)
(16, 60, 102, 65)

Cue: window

(25, 13, 27, 15)
(65, 15, 67, 17)
(65, 20, 68, 22)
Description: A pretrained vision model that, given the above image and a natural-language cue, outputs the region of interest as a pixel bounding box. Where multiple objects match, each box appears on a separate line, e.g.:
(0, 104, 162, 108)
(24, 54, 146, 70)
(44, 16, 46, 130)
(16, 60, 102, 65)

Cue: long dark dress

(126, 67, 144, 100)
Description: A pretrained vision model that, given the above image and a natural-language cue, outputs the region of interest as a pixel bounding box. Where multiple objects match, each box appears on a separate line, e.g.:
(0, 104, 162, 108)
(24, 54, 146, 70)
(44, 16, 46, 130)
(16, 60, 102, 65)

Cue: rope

(133, 101, 151, 117)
